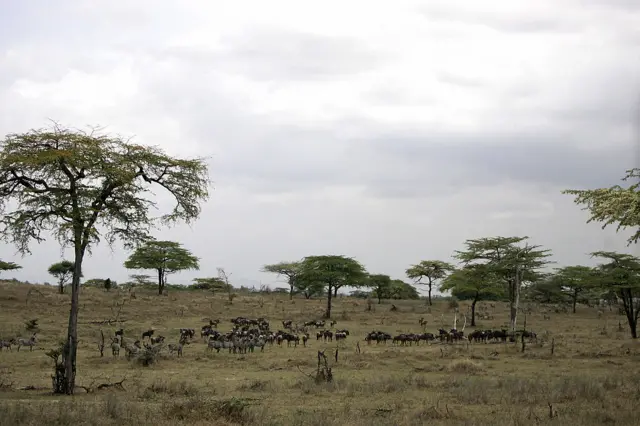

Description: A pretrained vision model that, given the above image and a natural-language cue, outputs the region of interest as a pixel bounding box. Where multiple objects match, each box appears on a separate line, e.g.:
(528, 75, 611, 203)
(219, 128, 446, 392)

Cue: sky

(0, 0, 638, 292)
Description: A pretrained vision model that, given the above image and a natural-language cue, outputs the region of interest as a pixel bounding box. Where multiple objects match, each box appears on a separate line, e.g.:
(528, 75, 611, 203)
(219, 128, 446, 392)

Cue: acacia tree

(124, 240, 200, 295)
(298, 255, 367, 318)
(0, 124, 209, 394)
(0, 260, 21, 276)
(563, 168, 640, 245)
(48, 260, 76, 294)
(454, 236, 552, 332)
(262, 261, 301, 300)
(592, 251, 640, 338)
(368, 273, 392, 304)
(440, 264, 502, 326)
(293, 277, 325, 299)
(192, 277, 227, 292)
(553, 265, 597, 314)
(406, 260, 455, 306)
(389, 279, 420, 300)
(525, 274, 566, 304)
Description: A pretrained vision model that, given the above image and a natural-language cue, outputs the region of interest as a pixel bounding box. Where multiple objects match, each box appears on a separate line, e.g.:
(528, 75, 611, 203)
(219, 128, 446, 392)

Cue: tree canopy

(0, 123, 211, 394)
(367, 273, 392, 304)
(192, 277, 228, 292)
(553, 265, 598, 313)
(454, 236, 552, 331)
(406, 260, 455, 305)
(563, 168, 640, 245)
(592, 251, 640, 338)
(262, 261, 301, 300)
(440, 264, 502, 326)
(389, 279, 420, 300)
(48, 260, 77, 294)
(124, 240, 200, 295)
(298, 255, 367, 318)
(0, 260, 21, 276)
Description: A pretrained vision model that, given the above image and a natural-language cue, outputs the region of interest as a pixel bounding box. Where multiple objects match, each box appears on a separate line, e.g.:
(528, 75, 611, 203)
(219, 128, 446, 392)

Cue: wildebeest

(141, 329, 154, 340)
(150, 335, 165, 345)
(0, 339, 15, 351)
(365, 331, 392, 344)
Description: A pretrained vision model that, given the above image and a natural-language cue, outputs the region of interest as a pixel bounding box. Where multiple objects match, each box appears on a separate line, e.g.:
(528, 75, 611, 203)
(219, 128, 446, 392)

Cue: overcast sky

(0, 0, 638, 291)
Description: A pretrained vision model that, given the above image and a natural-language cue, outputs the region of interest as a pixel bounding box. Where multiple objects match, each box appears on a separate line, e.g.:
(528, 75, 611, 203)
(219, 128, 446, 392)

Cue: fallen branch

(77, 377, 126, 393)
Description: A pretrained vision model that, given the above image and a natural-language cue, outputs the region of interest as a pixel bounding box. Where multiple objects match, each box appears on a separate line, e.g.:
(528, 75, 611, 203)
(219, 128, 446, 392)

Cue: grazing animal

(110, 338, 120, 357)
(115, 328, 124, 338)
(168, 343, 184, 357)
(0, 339, 14, 351)
(141, 329, 154, 340)
(302, 333, 309, 347)
(151, 335, 165, 345)
(17, 334, 37, 352)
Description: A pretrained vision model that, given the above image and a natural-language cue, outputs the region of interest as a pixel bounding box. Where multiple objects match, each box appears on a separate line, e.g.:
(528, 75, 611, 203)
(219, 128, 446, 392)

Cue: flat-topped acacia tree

(0, 123, 210, 395)
(0, 260, 21, 277)
(124, 240, 200, 295)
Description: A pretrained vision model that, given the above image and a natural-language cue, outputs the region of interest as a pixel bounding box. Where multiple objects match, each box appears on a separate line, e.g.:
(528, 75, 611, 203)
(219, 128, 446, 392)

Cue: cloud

(0, 0, 638, 289)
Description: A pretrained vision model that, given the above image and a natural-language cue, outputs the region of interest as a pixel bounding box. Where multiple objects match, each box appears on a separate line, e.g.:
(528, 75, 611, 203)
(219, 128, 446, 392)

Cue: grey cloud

(418, 5, 581, 35)
(436, 72, 485, 88)
(358, 133, 635, 200)
(161, 28, 386, 81)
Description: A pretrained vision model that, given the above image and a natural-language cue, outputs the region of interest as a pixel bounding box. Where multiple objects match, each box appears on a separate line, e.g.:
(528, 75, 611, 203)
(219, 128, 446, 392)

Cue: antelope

(17, 334, 37, 352)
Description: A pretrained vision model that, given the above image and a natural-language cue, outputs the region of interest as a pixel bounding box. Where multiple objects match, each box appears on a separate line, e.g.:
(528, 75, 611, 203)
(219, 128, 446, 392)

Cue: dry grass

(0, 280, 639, 425)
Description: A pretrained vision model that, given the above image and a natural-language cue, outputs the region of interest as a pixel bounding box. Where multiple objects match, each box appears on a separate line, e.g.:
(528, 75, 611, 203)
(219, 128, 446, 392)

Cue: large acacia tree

(124, 240, 200, 295)
(440, 264, 502, 326)
(563, 168, 640, 245)
(454, 236, 552, 331)
(298, 255, 367, 318)
(552, 265, 597, 314)
(592, 251, 640, 338)
(48, 260, 77, 294)
(406, 260, 455, 306)
(262, 261, 301, 300)
(0, 124, 209, 394)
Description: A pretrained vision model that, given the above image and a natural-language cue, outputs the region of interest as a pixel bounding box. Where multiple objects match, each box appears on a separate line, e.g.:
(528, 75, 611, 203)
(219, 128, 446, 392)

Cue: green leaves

(262, 261, 302, 298)
(440, 264, 502, 300)
(124, 240, 200, 274)
(299, 255, 367, 287)
(563, 168, 640, 245)
(406, 260, 455, 283)
(368, 273, 392, 302)
(0, 123, 210, 254)
(0, 260, 21, 274)
(299, 255, 367, 317)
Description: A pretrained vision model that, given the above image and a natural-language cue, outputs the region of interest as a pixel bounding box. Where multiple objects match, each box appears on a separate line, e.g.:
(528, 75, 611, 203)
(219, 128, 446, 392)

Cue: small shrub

(447, 359, 484, 374)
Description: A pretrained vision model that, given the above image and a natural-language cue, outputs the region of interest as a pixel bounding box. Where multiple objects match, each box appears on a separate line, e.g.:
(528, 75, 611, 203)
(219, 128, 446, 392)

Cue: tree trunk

(471, 296, 477, 327)
(325, 284, 333, 319)
(157, 269, 164, 295)
(58, 280, 64, 294)
(378, 292, 382, 304)
(572, 289, 577, 314)
(621, 289, 638, 339)
(509, 269, 522, 332)
(289, 283, 294, 300)
(427, 278, 433, 306)
(333, 286, 338, 298)
(61, 242, 84, 394)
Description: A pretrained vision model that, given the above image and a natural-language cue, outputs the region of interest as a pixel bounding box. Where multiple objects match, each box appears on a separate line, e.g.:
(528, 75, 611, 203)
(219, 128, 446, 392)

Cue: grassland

(0, 280, 639, 426)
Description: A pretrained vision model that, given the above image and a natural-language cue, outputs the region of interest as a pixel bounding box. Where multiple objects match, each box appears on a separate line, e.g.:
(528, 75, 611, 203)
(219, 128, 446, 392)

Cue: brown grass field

(0, 280, 639, 426)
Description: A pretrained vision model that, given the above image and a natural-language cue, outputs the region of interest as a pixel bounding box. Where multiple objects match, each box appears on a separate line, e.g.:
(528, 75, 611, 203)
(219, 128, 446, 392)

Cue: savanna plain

(0, 281, 639, 426)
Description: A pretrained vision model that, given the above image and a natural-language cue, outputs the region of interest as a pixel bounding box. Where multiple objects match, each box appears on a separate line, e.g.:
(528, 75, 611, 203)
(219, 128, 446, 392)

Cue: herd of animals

(0, 315, 538, 358)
